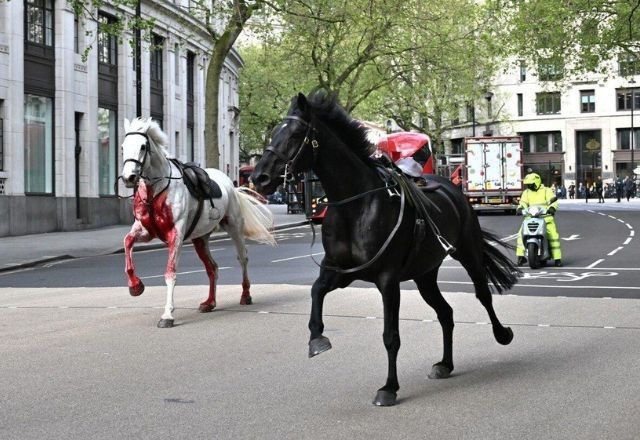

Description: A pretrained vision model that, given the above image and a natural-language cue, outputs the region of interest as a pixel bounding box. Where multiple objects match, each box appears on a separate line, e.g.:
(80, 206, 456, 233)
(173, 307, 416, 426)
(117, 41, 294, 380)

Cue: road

(1, 205, 639, 439)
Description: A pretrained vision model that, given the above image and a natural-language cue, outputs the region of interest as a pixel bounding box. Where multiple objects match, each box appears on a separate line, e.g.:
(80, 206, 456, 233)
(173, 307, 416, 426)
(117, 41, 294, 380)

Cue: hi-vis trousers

(516, 216, 562, 260)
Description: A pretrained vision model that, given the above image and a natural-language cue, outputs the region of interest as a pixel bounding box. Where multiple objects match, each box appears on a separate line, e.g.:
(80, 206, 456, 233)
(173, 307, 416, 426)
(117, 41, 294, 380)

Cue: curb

(0, 221, 310, 274)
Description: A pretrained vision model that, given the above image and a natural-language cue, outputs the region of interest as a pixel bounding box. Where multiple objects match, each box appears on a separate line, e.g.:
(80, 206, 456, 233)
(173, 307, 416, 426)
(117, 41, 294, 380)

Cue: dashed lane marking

(624, 237, 633, 245)
(607, 247, 624, 256)
(586, 259, 604, 268)
(1, 305, 637, 330)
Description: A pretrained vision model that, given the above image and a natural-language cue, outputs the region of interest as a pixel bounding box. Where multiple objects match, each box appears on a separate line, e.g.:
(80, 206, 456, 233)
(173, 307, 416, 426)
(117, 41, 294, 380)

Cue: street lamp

(630, 77, 636, 177)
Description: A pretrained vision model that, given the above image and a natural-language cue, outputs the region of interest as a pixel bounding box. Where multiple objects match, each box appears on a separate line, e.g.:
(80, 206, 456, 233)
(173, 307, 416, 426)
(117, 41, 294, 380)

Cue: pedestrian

(578, 182, 585, 199)
(595, 176, 605, 203)
(568, 182, 575, 199)
(615, 176, 624, 202)
(585, 181, 590, 203)
(624, 176, 634, 201)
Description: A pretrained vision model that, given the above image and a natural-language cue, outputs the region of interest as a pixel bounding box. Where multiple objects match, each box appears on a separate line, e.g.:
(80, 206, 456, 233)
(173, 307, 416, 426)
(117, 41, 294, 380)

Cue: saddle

(170, 159, 222, 207)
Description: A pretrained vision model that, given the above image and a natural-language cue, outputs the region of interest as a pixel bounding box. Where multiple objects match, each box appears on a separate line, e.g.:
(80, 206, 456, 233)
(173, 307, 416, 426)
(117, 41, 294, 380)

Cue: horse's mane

(305, 91, 376, 164)
(128, 117, 172, 157)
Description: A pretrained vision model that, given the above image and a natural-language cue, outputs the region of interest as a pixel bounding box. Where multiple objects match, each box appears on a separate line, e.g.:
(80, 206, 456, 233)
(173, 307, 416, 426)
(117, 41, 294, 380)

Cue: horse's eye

(140, 143, 148, 151)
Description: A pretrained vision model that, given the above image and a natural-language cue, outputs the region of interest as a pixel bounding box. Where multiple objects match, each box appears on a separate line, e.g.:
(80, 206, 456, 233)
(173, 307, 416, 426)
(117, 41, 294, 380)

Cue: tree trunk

(203, 0, 258, 168)
(204, 51, 225, 168)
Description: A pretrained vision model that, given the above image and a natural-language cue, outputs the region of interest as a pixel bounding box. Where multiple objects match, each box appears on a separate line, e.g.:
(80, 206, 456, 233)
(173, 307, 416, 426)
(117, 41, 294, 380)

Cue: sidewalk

(0, 204, 307, 273)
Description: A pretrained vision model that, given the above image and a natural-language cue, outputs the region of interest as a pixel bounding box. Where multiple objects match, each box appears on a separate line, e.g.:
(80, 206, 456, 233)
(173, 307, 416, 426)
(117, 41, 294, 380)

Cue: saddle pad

(172, 159, 222, 200)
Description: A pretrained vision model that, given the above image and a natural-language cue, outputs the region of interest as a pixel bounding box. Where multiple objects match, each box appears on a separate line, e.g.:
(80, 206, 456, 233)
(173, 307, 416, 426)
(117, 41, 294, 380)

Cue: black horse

(252, 91, 520, 406)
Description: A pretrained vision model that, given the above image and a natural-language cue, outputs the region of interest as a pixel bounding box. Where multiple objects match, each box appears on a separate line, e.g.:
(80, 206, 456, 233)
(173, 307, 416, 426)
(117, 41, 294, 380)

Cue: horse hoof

(240, 295, 252, 305)
(308, 336, 332, 358)
(199, 303, 215, 313)
(428, 362, 453, 379)
(129, 280, 145, 297)
(494, 326, 514, 345)
(157, 319, 174, 328)
(372, 390, 397, 407)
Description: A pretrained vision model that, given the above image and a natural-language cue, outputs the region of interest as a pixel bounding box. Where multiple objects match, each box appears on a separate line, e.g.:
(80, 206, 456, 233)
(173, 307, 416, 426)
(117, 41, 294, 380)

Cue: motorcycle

(520, 204, 552, 269)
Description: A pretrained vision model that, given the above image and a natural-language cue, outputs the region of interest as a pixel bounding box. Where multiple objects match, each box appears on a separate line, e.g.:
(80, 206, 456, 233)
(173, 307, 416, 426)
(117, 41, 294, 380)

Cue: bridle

(264, 115, 319, 183)
(115, 131, 181, 200)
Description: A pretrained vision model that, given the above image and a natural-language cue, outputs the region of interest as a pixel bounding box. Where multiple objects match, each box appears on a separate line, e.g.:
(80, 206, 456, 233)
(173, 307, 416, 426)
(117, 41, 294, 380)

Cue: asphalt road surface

(1, 206, 639, 439)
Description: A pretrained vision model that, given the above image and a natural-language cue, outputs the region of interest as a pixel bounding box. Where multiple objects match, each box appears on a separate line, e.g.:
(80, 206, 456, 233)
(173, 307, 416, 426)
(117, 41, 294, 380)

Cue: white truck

(462, 136, 523, 213)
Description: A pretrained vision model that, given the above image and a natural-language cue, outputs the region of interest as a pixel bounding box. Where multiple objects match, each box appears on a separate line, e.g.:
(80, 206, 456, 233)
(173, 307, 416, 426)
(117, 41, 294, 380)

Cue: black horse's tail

(481, 229, 522, 294)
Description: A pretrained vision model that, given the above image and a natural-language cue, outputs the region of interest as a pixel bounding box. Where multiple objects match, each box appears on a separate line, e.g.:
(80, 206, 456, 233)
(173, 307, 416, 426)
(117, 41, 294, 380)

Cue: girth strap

(185, 198, 204, 241)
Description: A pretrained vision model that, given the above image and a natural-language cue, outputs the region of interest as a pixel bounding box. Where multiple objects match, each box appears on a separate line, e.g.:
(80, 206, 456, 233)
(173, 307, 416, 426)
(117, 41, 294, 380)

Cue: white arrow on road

(561, 234, 581, 241)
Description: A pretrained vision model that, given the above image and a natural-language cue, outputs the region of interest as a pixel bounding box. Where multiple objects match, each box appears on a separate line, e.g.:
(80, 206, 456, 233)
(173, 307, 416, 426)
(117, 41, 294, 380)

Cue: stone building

(444, 58, 640, 188)
(0, 0, 242, 236)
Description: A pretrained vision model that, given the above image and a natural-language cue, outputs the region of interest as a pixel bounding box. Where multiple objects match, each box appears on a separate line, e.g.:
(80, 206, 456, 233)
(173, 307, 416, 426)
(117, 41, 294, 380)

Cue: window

(517, 93, 523, 116)
(187, 51, 195, 97)
(98, 14, 117, 65)
(187, 126, 194, 162)
(520, 131, 562, 153)
(25, 0, 54, 46)
(74, 14, 79, 54)
(466, 102, 474, 122)
(97, 108, 117, 195)
(619, 53, 640, 76)
(580, 90, 595, 113)
(150, 35, 164, 83)
(0, 114, 3, 171)
(538, 58, 563, 81)
(616, 88, 640, 110)
(24, 94, 54, 194)
(519, 60, 526, 82)
(174, 43, 180, 85)
(616, 128, 640, 150)
(536, 92, 561, 115)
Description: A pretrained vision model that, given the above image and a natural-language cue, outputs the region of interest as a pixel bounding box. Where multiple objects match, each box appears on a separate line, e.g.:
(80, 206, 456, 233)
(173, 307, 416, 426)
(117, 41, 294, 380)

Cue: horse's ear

(297, 93, 308, 111)
(124, 118, 131, 133)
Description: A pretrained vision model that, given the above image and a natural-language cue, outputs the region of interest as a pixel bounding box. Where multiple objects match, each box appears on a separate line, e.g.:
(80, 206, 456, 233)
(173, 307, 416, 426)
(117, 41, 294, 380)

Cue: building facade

(444, 59, 640, 189)
(0, 0, 243, 236)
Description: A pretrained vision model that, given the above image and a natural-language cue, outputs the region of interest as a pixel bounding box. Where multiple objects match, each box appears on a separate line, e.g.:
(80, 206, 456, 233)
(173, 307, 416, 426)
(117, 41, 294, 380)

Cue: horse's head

(120, 118, 169, 188)
(252, 93, 316, 195)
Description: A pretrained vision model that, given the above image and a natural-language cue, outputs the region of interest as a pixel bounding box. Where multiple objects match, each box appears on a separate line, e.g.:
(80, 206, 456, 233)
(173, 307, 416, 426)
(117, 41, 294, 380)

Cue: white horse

(120, 117, 275, 328)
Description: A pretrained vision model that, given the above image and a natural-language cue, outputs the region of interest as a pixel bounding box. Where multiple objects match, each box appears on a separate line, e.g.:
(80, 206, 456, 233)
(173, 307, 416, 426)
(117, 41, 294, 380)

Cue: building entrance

(576, 130, 602, 186)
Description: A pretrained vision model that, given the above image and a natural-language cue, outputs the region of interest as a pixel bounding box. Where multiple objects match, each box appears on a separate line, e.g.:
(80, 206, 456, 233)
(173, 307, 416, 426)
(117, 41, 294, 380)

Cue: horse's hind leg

(192, 235, 218, 312)
(457, 246, 513, 345)
(414, 267, 454, 379)
(222, 220, 252, 305)
(372, 275, 402, 406)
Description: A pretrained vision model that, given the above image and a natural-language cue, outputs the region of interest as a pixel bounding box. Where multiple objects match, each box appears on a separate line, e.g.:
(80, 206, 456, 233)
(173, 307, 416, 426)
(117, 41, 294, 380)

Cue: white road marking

(608, 215, 617, 219)
(607, 247, 624, 256)
(598, 212, 607, 216)
(628, 224, 634, 230)
(140, 267, 231, 279)
(586, 259, 604, 268)
(631, 230, 635, 236)
(617, 218, 625, 223)
(436, 280, 640, 290)
(271, 252, 325, 263)
(624, 237, 633, 245)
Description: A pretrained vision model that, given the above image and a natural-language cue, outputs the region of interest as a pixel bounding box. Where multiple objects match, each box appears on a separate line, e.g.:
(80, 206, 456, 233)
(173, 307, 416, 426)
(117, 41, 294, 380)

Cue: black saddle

(170, 159, 222, 204)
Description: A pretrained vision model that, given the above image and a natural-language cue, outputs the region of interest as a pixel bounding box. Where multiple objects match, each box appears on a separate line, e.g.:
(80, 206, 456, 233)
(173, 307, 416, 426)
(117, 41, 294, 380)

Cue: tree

(370, 0, 503, 152)
(492, 0, 640, 79)
(238, 44, 314, 158)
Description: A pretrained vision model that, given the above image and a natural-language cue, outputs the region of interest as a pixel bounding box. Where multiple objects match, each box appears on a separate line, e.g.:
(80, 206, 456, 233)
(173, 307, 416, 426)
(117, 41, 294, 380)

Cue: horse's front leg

(373, 276, 401, 407)
(308, 266, 338, 357)
(158, 227, 184, 328)
(124, 221, 152, 296)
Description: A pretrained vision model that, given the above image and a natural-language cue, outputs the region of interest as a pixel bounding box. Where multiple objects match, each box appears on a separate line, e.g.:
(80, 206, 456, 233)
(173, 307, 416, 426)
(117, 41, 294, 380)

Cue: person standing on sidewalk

(624, 175, 634, 201)
(595, 176, 605, 203)
(568, 182, 575, 199)
(585, 181, 590, 203)
(615, 176, 624, 202)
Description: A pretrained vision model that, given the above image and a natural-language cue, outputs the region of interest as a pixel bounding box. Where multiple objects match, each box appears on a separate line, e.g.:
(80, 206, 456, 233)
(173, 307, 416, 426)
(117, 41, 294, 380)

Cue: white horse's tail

(235, 187, 276, 246)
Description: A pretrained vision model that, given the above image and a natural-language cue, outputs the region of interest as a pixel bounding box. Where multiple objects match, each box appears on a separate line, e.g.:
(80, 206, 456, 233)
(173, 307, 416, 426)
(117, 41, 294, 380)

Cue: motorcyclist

(516, 172, 562, 267)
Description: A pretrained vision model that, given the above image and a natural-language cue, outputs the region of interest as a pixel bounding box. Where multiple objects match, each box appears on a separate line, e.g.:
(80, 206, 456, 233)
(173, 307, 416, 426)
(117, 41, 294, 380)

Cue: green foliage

(493, 0, 640, 79)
